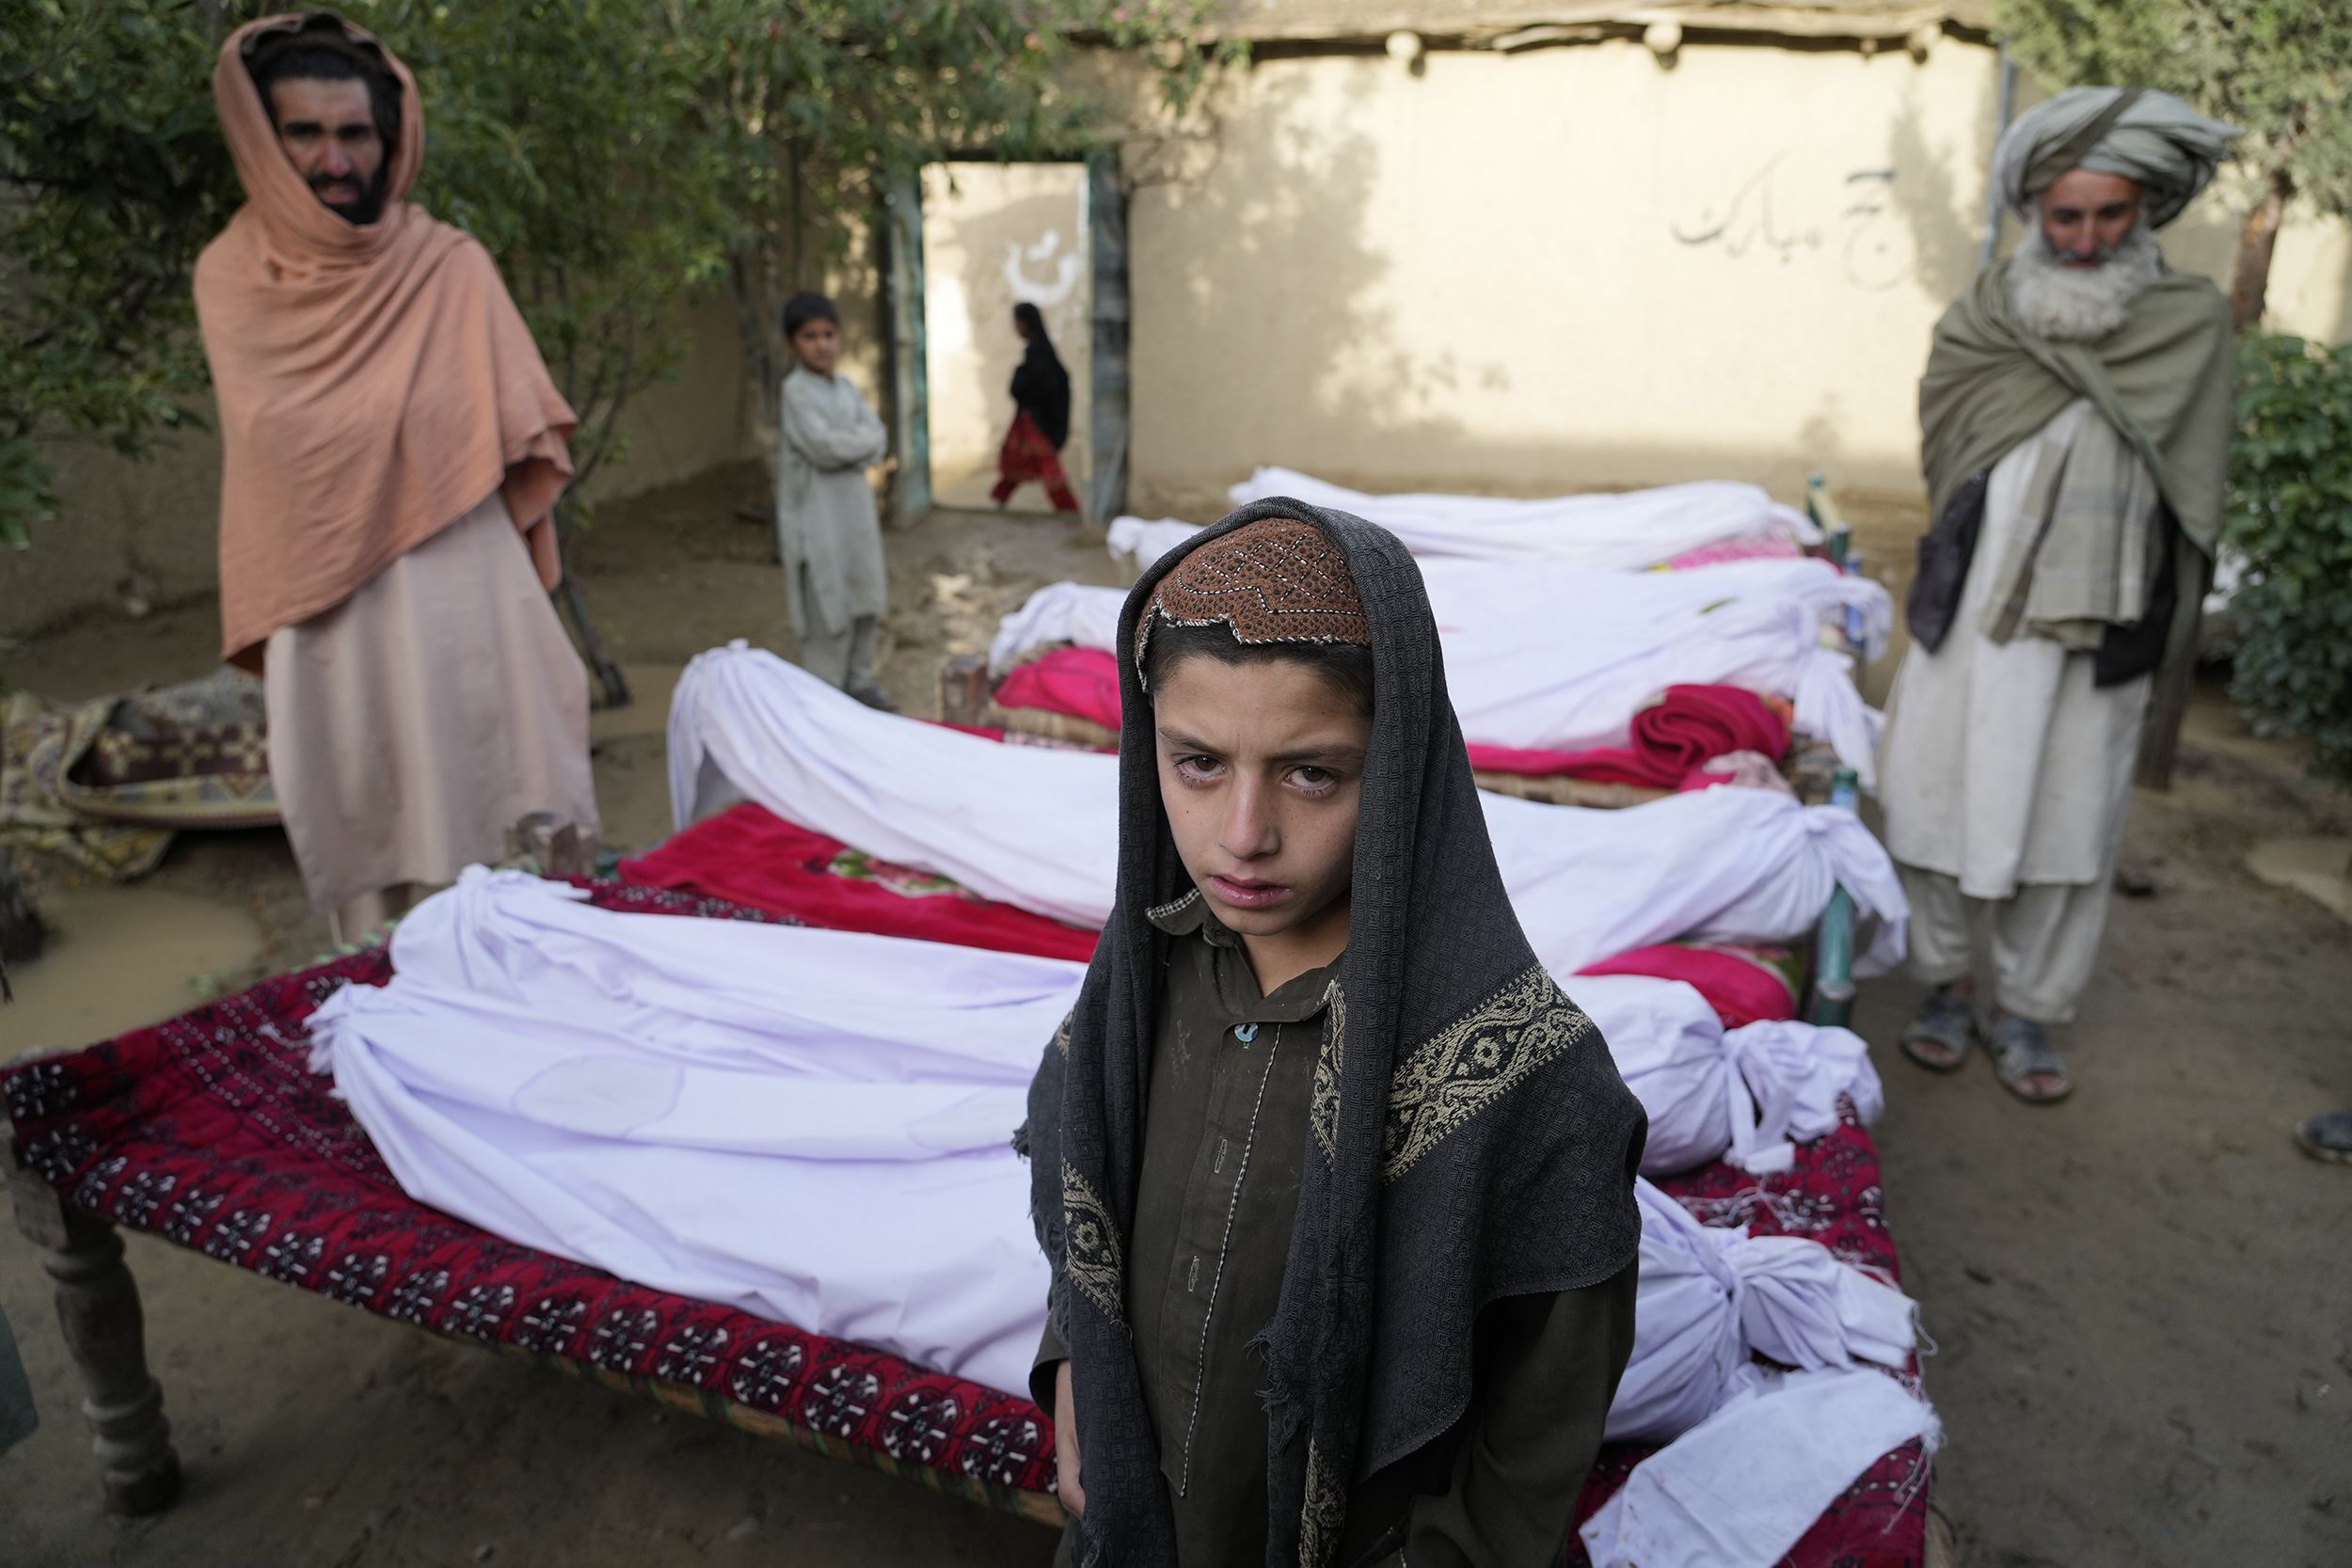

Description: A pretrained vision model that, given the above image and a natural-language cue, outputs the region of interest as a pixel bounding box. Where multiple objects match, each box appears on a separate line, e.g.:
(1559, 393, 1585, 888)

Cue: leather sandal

(1899, 988, 1975, 1073)
(2294, 1109, 2352, 1164)
(1979, 1011, 2073, 1104)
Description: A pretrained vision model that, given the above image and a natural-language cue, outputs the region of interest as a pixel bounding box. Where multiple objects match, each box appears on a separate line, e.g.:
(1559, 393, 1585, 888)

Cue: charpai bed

(6, 818, 1934, 1565)
(4, 879, 1063, 1525)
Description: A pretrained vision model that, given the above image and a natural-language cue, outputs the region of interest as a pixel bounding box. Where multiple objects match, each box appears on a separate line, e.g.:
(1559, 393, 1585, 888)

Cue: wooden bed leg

(938, 653, 992, 729)
(7, 1139, 182, 1514)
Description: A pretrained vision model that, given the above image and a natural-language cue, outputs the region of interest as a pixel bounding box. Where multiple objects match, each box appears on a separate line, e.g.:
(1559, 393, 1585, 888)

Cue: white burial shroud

(309, 868, 1074, 1400)
(990, 557, 1890, 784)
(1106, 474, 1819, 578)
(1582, 1367, 1941, 1568)
(1608, 1180, 1918, 1446)
(1565, 975, 1883, 1179)
(993, 559, 1894, 671)
(313, 872, 1920, 1455)
(668, 644, 1908, 974)
(1224, 467, 1819, 567)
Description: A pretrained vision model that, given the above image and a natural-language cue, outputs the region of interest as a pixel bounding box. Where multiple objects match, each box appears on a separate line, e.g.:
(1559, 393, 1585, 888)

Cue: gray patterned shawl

(1021, 497, 1646, 1567)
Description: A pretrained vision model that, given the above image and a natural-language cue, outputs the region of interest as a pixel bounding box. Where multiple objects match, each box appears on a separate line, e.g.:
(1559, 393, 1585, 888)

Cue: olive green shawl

(1918, 261, 2234, 664)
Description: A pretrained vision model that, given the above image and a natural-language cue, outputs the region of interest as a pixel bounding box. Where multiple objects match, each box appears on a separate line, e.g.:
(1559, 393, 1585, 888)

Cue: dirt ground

(3, 471, 2348, 1566)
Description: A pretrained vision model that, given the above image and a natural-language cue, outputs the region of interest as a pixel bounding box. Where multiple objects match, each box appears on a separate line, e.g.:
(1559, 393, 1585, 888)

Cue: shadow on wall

(1126, 59, 1475, 516)
(1130, 43, 1997, 515)
(1129, 50, 1943, 518)
(1788, 71, 1987, 477)
(922, 165, 1092, 514)
(0, 420, 225, 645)
(1885, 77, 1984, 309)
(1123, 40, 2352, 525)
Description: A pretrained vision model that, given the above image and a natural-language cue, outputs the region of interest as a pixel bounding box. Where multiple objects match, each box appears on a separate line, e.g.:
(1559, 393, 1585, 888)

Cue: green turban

(1994, 86, 2239, 230)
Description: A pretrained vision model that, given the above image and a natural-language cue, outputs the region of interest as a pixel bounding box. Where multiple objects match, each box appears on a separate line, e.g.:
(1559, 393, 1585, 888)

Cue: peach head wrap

(195, 12, 575, 665)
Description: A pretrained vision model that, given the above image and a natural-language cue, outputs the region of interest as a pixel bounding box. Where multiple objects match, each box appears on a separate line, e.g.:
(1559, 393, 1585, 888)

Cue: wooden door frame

(880, 152, 1130, 527)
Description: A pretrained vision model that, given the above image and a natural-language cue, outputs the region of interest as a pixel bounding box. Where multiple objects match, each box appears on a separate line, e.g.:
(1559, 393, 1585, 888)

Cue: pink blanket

(1577, 941, 1804, 1028)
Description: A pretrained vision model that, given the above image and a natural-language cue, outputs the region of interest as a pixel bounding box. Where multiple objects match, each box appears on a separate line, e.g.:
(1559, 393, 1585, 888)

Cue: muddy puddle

(1, 885, 264, 1056)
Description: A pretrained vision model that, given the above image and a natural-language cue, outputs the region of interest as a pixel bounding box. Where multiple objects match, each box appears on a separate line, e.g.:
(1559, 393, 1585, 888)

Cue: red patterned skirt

(991, 410, 1079, 513)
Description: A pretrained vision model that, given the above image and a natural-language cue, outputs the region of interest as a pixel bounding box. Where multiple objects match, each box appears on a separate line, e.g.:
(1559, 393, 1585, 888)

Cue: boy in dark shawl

(991, 302, 1082, 515)
(1023, 501, 1645, 1566)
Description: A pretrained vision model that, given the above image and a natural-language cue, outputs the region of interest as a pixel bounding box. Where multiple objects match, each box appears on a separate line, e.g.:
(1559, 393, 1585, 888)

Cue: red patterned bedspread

(2, 877, 1926, 1564)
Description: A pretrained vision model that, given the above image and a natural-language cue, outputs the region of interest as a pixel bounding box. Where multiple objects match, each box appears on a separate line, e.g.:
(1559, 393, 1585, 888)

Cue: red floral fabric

(991, 410, 1080, 513)
(621, 805, 1099, 962)
(1577, 940, 1805, 1029)
(2, 876, 1926, 1563)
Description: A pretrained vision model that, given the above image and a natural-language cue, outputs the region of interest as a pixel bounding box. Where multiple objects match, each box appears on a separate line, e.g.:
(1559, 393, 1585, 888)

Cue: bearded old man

(1881, 87, 2238, 1103)
(195, 13, 598, 943)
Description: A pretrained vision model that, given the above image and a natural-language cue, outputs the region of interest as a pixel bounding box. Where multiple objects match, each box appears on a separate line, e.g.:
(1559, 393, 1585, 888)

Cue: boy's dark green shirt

(1035, 894, 1637, 1567)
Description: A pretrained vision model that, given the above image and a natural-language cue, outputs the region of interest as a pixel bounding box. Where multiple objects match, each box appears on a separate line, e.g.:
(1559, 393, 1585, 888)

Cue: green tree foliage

(1996, 0, 2352, 329)
(2224, 334, 2352, 782)
(368, 0, 738, 504)
(696, 1, 1233, 443)
(0, 3, 246, 547)
(0, 0, 1229, 548)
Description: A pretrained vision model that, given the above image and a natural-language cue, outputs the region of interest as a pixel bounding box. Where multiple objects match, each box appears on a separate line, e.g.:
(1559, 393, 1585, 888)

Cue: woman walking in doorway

(990, 302, 1081, 515)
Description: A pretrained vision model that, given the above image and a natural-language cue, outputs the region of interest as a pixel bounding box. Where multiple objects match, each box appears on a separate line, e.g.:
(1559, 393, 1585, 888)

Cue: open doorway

(920, 161, 1091, 514)
(884, 156, 1126, 526)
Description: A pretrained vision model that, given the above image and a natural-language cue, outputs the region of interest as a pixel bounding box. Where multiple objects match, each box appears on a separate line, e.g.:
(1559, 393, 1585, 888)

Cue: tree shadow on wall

(1124, 58, 1485, 516)
(1789, 69, 1994, 489)
(1884, 80, 1983, 308)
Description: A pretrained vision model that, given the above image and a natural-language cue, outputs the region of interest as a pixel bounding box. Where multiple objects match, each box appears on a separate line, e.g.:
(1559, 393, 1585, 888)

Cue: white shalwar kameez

(264, 491, 597, 924)
(775, 366, 890, 692)
(1877, 403, 2153, 1022)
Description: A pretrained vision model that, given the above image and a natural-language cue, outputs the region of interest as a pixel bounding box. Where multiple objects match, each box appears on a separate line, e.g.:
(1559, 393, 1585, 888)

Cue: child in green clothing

(1024, 505, 1645, 1566)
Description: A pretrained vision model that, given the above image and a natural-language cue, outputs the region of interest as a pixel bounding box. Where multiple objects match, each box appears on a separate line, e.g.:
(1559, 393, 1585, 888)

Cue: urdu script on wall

(1672, 154, 1915, 292)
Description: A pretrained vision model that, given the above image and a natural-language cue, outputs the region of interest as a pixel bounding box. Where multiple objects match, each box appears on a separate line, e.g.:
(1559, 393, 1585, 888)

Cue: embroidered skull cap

(1135, 515, 1372, 685)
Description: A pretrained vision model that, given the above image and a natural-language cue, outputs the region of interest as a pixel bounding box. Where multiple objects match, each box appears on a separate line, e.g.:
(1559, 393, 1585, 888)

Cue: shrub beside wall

(2225, 333, 2352, 783)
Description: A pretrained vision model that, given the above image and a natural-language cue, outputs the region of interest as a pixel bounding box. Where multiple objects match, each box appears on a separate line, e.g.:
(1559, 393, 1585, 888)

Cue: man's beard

(2007, 213, 2163, 341)
(310, 166, 390, 226)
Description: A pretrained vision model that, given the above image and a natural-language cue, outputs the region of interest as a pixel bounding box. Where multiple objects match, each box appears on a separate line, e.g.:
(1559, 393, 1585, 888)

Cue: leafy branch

(1, 0, 1235, 551)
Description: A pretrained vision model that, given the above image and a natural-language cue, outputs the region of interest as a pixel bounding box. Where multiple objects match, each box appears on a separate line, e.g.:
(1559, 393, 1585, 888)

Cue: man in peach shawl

(195, 12, 598, 941)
